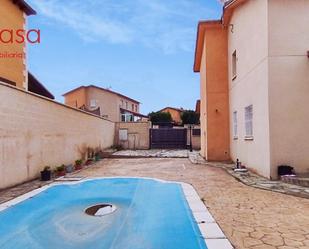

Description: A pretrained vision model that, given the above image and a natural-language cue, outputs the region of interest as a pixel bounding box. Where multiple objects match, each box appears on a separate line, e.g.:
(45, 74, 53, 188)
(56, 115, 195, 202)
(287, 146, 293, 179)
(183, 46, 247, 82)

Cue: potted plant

(95, 152, 101, 161)
(56, 165, 66, 176)
(85, 158, 93, 165)
(75, 159, 83, 170)
(40, 166, 51, 181)
(65, 164, 74, 173)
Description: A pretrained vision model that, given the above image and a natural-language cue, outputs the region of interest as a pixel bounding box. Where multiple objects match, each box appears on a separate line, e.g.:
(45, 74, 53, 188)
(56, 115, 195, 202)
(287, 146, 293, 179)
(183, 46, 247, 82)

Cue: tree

(181, 110, 200, 125)
(148, 111, 172, 124)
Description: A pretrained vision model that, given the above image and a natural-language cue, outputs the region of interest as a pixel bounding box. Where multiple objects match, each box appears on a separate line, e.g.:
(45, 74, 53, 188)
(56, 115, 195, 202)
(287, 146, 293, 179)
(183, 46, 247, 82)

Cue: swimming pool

(0, 178, 209, 249)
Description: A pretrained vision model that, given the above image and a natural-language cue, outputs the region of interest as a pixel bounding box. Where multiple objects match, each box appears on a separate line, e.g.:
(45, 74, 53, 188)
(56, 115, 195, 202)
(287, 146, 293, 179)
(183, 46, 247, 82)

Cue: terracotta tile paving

(1, 158, 309, 249)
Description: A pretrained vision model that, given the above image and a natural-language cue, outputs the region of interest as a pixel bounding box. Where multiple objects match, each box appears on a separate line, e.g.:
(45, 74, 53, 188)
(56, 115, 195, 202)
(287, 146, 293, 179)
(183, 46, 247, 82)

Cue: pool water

(0, 178, 207, 249)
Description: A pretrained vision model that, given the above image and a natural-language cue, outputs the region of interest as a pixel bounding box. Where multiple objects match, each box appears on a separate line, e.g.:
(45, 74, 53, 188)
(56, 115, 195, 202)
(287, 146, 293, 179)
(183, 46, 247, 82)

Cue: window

(132, 103, 134, 111)
(121, 100, 124, 107)
(125, 102, 128, 109)
(121, 113, 133, 122)
(232, 50, 237, 80)
(90, 99, 96, 108)
(119, 129, 128, 141)
(135, 105, 138, 112)
(233, 111, 238, 138)
(245, 105, 253, 138)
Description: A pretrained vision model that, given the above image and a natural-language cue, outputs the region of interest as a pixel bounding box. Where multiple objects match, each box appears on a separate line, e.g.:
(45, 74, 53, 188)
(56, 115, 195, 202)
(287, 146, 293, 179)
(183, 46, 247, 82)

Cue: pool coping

(0, 177, 234, 249)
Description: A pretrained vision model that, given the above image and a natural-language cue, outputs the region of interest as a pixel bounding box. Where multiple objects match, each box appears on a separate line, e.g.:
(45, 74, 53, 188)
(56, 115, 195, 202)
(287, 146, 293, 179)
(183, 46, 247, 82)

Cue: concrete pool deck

(1, 158, 309, 249)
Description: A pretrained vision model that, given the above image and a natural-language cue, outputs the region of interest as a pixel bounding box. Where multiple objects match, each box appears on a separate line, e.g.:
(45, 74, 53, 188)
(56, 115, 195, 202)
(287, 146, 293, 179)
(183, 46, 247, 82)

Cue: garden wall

(115, 122, 150, 150)
(0, 83, 115, 189)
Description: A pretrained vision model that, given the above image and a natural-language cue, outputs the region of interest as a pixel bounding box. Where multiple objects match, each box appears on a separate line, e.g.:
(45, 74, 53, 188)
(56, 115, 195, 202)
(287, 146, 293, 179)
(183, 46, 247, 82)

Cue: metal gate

(150, 128, 187, 149)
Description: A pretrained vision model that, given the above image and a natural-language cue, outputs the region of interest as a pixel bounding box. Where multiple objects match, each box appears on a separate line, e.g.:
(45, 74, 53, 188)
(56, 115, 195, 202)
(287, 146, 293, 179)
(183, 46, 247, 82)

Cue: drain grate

(85, 204, 117, 217)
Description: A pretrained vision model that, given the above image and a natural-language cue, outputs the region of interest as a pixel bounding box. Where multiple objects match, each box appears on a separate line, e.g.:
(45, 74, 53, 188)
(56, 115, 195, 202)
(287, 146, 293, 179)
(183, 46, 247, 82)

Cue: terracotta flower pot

(75, 164, 83, 170)
(57, 170, 66, 177)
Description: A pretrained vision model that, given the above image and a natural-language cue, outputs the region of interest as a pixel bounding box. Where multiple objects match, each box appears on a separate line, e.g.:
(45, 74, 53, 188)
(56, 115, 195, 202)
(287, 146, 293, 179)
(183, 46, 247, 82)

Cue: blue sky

(27, 0, 222, 114)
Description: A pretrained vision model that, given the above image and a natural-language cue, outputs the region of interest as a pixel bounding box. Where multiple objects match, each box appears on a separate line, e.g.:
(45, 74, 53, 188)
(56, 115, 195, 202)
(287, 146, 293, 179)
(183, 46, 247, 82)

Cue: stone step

(281, 176, 309, 187)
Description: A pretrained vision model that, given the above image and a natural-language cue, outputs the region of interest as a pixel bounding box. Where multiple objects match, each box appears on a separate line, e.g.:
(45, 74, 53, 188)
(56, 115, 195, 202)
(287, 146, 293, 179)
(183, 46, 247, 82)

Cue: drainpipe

(189, 125, 193, 152)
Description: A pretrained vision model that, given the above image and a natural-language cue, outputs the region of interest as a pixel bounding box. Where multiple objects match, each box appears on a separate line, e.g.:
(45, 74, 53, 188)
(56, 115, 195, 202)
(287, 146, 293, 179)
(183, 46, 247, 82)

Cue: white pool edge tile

(180, 183, 234, 249)
(0, 176, 233, 248)
(205, 239, 234, 249)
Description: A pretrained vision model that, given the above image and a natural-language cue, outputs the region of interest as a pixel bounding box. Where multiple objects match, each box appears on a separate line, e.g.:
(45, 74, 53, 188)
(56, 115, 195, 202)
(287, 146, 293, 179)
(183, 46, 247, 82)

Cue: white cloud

(28, 0, 215, 53)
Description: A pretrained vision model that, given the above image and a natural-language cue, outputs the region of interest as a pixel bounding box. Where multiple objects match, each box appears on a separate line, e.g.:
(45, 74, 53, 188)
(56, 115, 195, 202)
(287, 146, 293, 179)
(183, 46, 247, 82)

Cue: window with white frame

(245, 105, 253, 138)
(233, 111, 238, 138)
(90, 99, 97, 108)
(121, 113, 133, 122)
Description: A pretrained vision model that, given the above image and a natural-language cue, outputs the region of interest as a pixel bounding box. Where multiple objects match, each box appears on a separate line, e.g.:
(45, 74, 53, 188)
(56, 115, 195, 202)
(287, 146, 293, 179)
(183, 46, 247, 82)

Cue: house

(194, 0, 309, 179)
(158, 107, 184, 125)
(0, 0, 54, 99)
(0, 0, 35, 89)
(63, 85, 148, 122)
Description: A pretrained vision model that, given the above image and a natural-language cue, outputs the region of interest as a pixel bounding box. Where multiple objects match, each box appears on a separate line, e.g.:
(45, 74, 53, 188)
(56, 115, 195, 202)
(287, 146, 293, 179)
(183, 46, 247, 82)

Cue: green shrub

(148, 111, 172, 124)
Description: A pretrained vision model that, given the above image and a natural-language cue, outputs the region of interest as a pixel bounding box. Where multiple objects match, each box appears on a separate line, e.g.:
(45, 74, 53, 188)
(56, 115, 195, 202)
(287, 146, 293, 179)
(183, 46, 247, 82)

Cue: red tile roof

(158, 107, 184, 113)
(62, 85, 140, 104)
(120, 108, 148, 118)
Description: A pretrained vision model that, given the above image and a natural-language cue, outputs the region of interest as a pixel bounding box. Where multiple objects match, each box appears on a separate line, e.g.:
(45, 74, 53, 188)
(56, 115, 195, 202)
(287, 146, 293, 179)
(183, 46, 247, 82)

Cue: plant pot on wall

(75, 160, 83, 170)
(65, 164, 74, 173)
(95, 152, 101, 161)
(56, 165, 66, 177)
(85, 159, 93, 165)
(40, 166, 51, 181)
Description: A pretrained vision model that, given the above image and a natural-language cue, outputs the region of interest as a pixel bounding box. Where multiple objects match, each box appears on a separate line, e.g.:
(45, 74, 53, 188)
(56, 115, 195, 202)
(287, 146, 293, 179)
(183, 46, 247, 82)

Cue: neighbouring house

(63, 85, 148, 122)
(194, 0, 309, 179)
(0, 1, 54, 99)
(0, 0, 35, 90)
(158, 107, 184, 125)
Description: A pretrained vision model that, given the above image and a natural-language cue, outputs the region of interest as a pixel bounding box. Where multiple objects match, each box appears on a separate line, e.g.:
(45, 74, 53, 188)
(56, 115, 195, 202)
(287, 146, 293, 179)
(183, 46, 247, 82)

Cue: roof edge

(158, 107, 185, 113)
(13, 0, 36, 16)
(28, 72, 55, 99)
(193, 20, 222, 73)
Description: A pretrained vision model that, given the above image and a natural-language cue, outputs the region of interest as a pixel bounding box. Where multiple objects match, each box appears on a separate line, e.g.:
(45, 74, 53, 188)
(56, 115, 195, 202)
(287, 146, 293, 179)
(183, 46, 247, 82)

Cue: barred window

(233, 111, 238, 137)
(245, 105, 253, 137)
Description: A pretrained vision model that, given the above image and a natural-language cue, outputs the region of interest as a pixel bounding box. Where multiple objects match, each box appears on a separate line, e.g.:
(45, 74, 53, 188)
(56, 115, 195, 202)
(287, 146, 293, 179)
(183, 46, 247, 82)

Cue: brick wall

(0, 83, 115, 189)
